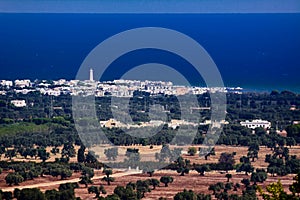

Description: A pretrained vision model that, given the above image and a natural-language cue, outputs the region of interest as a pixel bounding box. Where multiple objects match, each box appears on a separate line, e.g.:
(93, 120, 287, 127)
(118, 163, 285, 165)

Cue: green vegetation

(160, 176, 173, 187)
(187, 147, 197, 156)
(102, 169, 114, 185)
(0, 91, 300, 199)
(88, 185, 106, 198)
(175, 156, 190, 176)
(0, 123, 49, 137)
(258, 176, 300, 200)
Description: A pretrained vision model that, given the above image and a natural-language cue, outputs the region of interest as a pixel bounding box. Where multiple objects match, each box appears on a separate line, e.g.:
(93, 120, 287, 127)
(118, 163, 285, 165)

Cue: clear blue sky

(0, 0, 300, 13)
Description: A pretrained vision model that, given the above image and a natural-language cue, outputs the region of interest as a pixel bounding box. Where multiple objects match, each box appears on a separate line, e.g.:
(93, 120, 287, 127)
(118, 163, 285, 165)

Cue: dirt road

(1, 170, 142, 192)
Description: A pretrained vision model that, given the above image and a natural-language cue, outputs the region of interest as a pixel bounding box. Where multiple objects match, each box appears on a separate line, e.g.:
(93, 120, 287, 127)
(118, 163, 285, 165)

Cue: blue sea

(0, 14, 299, 92)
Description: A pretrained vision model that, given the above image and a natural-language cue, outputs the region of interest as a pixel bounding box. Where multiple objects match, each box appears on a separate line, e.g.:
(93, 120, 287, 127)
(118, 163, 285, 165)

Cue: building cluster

(0, 72, 274, 131)
(0, 69, 241, 120)
(0, 69, 244, 97)
(99, 118, 231, 130)
(99, 118, 199, 129)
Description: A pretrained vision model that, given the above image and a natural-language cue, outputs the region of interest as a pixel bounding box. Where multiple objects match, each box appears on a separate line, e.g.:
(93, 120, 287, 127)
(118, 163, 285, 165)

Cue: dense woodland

(0, 90, 300, 146)
(0, 90, 300, 199)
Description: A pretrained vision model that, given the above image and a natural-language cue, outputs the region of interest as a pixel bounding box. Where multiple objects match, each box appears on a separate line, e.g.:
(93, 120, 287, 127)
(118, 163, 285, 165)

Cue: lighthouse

(89, 68, 94, 81)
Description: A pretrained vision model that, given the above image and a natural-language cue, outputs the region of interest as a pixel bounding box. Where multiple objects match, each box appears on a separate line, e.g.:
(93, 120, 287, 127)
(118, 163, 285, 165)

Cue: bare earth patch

(0, 145, 299, 199)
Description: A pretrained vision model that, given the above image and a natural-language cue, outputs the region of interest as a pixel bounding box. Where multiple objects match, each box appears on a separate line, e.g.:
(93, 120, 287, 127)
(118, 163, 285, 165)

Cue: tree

(85, 151, 97, 163)
(20, 148, 33, 159)
(56, 182, 78, 200)
(147, 170, 154, 177)
(114, 185, 137, 200)
(175, 157, 190, 176)
(273, 146, 289, 159)
(1, 191, 12, 200)
(195, 165, 210, 176)
(28, 148, 37, 159)
(102, 169, 115, 185)
(79, 166, 94, 187)
(286, 124, 300, 143)
(248, 142, 260, 152)
(286, 137, 296, 148)
(188, 147, 197, 156)
(59, 168, 72, 180)
(225, 174, 232, 182)
(77, 145, 85, 163)
(58, 182, 79, 191)
(251, 169, 267, 185)
(160, 176, 173, 187)
(218, 152, 235, 172)
(61, 142, 76, 159)
(208, 184, 217, 195)
(13, 188, 21, 199)
(258, 179, 293, 200)
(202, 147, 215, 160)
(0, 146, 6, 160)
(88, 185, 106, 198)
(289, 172, 300, 197)
(225, 182, 233, 192)
(197, 193, 212, 200)
(79, 175, 92, 188)
(236, 156, 254, 175)
(233, 183, 240, 191)
(5, 149, 16, 160)
(174, 189, 198, 200)
(37, 147, 50, 162)
(247, 142, 259, 162)
(104, 148, 118, 161)
(99, 185, 107, 194)
(18, 188, 45, 200)
(215, 191, 229, 200)
(5, 172, 24, 186)
(136, 180, 150, 198)
(142, 165, 155, 177)
(50, 147, 59, 155)
(149, 178, 160, 189)
(208, 182, 224, 196)
(45, 189, 60, 200)
(241, 178, 250, 187)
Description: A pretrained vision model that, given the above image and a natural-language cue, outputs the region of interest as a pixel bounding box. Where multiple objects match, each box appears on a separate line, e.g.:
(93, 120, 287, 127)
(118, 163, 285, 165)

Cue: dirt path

(1, 170, 142, 192)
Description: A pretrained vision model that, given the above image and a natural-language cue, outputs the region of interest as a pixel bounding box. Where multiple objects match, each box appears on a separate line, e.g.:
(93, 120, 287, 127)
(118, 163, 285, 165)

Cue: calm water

(0, 14, 299, 92)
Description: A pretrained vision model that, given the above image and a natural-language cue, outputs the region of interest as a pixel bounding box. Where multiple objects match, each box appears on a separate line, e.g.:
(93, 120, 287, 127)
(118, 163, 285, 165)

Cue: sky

(0, 0, 300, 14)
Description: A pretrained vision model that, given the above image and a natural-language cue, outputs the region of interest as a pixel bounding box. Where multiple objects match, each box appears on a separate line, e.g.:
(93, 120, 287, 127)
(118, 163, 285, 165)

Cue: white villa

(11, 100, 27, 107)
(240, 119, 271, 129)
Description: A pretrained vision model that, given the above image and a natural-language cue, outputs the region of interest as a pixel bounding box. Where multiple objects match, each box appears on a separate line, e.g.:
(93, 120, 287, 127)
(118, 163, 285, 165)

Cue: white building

(240, 119, 271, 129)
(53, 79, 67, 85)
(0, 80, 13, 87)
(11, 100, 26, 107)
(40, 89, 61, 96)
(14, 79, 31, 88)
(0, 91, 6, 95)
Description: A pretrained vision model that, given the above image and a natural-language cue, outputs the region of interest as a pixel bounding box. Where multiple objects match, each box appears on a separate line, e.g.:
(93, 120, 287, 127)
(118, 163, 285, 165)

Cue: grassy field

(0, 122, 50, 136)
